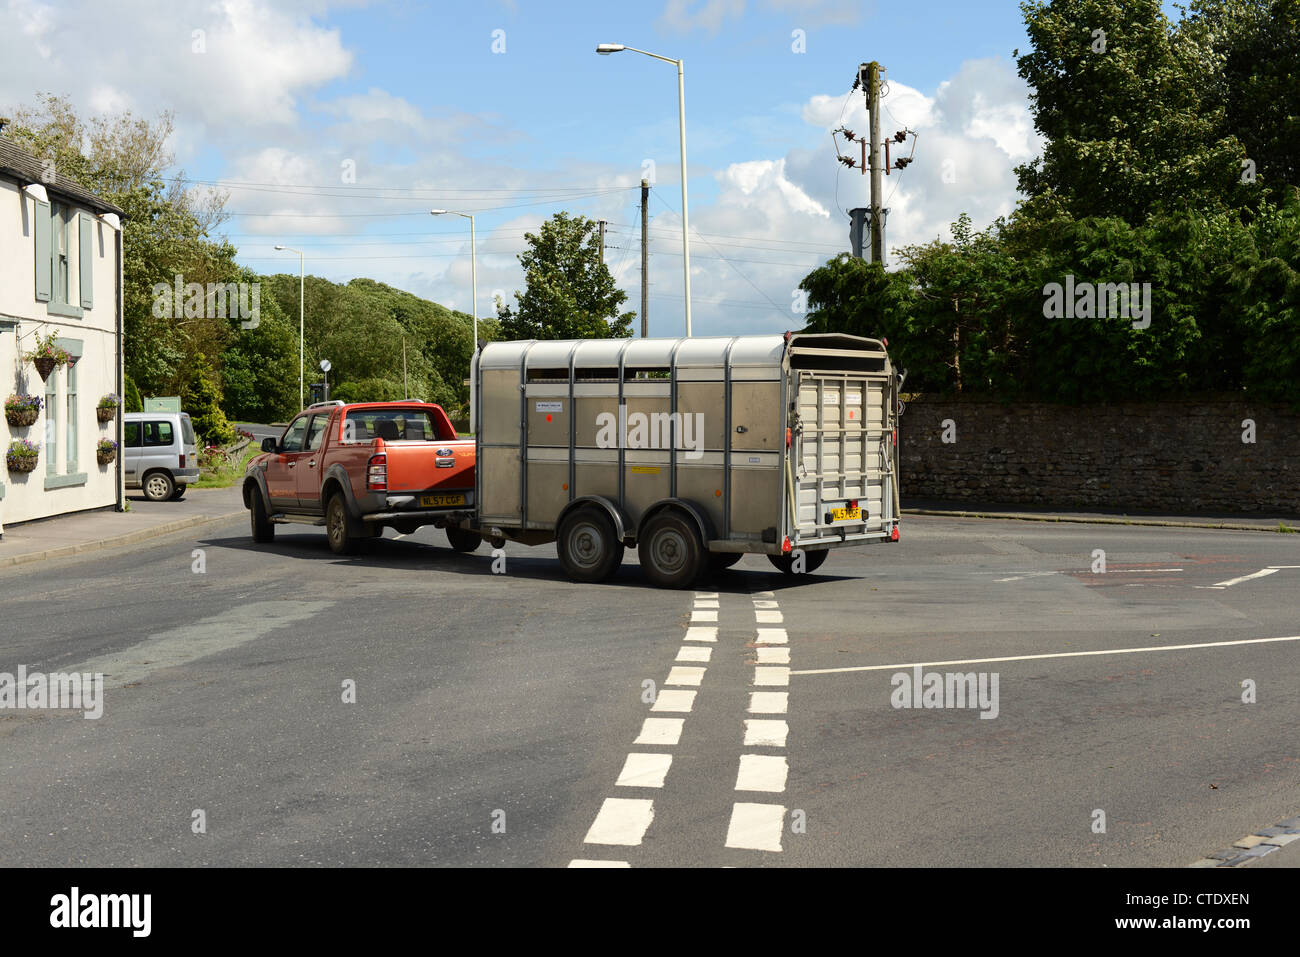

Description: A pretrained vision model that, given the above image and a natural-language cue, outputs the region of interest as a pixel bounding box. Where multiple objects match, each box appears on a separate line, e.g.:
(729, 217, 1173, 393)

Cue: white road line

(676, 646, 712, 663)
(1268, 565, 1300, 569)
(748, 691, 789, 714)
(1213, 568, 1281, 588)
(691, 609, 719, 623)
(684, 626, 718, 642)
(616, 753, 673, 789)
(994, 572, 1058, 582)
(568, 859, 631, 868)
(634, 717, 684, 746)
(754, 666, 791, 687)
(725, 802, 786, 851)
(752, 600, 780, 609)
(755, 610, 784, 624)
(735, 754, 789, 793)
(753, 591, 775, 598)
(743, 719, 789, 748)
(756, 646, 790, 664)
(755, 628, 788, 644)
(665, 665, 706, 687)
(584, 798, 655, 846)
(695, 592, 719, 599)
(694, 599, 720, 609)
(651, 689, 698, 712)
(791, 635, 1300, 676)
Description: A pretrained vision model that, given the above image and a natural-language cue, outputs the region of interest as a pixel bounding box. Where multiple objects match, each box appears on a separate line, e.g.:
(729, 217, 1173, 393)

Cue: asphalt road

(0, 513, 1296, 866)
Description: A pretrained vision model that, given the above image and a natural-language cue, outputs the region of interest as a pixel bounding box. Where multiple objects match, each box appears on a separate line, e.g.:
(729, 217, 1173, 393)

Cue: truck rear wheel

(639, 511, 705, 589)
(768, 549, 829, 575)
(325, 493, 361, 556)
(446, 526, 481, 552)
(558, 506, 622, 583)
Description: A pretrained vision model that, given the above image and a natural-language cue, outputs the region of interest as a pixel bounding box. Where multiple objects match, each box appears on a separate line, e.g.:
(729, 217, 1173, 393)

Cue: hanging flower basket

(96, 406, 116, 423)
(24, 330, 71, 382)
(96, 438, 119, 466)
(4, 394, 43, 428)
(32, 357, 58, 381)
(5, 440, 40, 473)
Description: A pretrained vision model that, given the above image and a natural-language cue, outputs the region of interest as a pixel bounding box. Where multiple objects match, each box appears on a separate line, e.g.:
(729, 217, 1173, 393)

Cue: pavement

(0, 508, 1296, 867)
(903, 498, 1300, 532)
(0, 485, 245, 567)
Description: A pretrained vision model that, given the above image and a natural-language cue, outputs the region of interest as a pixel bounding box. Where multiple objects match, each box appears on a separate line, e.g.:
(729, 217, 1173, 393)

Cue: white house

(0, 135, 125, 538)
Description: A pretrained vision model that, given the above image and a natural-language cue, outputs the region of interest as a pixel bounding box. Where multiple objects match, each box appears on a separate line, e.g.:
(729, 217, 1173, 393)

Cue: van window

(143, 421, 174, 447)
(180, 417, 196, 446)
(124, 422, 142, 448)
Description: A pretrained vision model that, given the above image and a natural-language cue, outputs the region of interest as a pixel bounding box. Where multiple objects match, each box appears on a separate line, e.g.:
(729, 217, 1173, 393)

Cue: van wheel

(249, 487, 275, 543)
(142, 471, 175, 502)
(170, 487, 186, 501)
(446, 526, 482, 552)
(767, 549, 829, 575)
(325, 493, 360, 555)
(557, 506, 621, 583)
(639, 511, 705, 589)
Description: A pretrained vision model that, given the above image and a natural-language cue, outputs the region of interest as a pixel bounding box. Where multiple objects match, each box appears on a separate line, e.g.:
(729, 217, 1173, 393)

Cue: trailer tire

(446, 526, 482, 553)
(767, 548, 829, 575)
(639, 511, 706, 589)
(557, 506, 622, 583)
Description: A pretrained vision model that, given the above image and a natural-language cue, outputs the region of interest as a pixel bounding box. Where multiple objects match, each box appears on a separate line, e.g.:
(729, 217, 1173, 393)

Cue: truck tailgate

(380, 441, 475, 494)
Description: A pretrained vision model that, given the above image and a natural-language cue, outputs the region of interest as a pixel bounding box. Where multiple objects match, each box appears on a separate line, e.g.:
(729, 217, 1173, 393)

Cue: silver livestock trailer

(470, 332, 902, 587)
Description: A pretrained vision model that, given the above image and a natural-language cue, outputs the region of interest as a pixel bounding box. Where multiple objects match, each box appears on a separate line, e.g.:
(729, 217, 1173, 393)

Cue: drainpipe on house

(115, 220, 124, 513)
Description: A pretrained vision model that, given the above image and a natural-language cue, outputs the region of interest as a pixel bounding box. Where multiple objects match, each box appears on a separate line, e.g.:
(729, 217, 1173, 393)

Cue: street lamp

(432, 209, 478, 435)
(273, 244, 305, 411)
(597, 42, 692, 336)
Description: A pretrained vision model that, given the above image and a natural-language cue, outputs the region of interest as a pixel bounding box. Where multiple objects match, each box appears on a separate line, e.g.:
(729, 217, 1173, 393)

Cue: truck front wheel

(638, 511, 705, 589)
(557, 506, 622, 583)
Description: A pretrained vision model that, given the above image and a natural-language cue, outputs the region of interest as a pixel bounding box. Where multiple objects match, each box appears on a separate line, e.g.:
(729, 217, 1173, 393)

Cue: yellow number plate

(830, 507, 861, 522)
(420, 493, 466, 507)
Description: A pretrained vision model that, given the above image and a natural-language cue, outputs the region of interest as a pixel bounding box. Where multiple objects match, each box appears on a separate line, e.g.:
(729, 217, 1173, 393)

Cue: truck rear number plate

(421, 494, 466, 507)
(830, 507, 861, 522)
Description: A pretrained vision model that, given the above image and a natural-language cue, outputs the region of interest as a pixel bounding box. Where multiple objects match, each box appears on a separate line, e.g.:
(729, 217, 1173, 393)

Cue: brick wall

(899, 398, 1299, 513)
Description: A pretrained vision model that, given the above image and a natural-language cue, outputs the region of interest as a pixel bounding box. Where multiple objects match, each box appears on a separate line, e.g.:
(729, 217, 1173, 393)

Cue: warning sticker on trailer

(535, 401, 563, 413)
(845, 391, 862, 404)
(823, 392, 840, 404)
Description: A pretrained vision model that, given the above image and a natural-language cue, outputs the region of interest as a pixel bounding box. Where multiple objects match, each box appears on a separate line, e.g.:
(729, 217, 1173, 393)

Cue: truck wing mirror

(261, 437, 279, 453)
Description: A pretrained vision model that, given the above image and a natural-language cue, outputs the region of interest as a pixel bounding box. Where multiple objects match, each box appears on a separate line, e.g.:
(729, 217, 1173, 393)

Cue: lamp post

(430, 210, 477, 349)
(597, 42, 692, 336)
(273, 244, 305, 411)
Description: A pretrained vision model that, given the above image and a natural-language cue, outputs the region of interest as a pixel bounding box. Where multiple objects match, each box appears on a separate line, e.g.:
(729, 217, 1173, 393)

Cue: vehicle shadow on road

(198, 531, 857, 593)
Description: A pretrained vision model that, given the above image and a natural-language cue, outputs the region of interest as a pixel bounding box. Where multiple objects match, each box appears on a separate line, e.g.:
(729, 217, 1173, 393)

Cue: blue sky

(1, 0, 1188, 335)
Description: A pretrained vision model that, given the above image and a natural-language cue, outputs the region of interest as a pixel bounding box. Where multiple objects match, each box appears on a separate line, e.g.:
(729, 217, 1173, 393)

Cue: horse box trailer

(470, 332, 902, 587)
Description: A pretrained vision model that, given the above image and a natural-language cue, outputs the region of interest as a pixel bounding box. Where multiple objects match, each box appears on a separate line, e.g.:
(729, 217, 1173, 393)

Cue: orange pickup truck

(242, 400, 478, 555)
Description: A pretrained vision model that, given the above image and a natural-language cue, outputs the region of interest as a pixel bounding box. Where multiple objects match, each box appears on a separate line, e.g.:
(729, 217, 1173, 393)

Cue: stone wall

(899, 398, 1299, 513)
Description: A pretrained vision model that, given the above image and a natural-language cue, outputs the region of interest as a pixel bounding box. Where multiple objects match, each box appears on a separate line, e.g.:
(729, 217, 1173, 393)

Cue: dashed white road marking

(735, 754, 789, 793)
(651, 689, 698, 713)
(690, 609, 718, 623)
(755, 628, 787, 644)
(753, 591, 774, 598)
(635, 717, 684, 746)
(584, 798, 655, 846)
(684, 626, 718, 642)
(676, 645, 712, 663)
(694, 592, 719, 599)
(694, 599, 720, 609)
(568, 859, 630, 867)
(743, 719, 789, 748)
(791, 635, 1300, 675)
(725, 802, 786, 851)
(748, 691, 789, 714)
(754, 666, 791, 687)
(994, 571, 1058, 582)
(752, 600, 780, 609)
(1212, 568, 1280, 588)
(616, 753, 673, 789)
(755, 610, 784, 624)
(756, 646, 790, 664)
(665, 666, 706, 687)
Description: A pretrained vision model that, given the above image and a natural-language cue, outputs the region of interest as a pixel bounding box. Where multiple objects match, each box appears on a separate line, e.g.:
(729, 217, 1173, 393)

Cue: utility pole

(598, 220, 606, 265)
(864, 61, 884, 265)
(640, 179, 649, 338)
(402, 337, 408, 397)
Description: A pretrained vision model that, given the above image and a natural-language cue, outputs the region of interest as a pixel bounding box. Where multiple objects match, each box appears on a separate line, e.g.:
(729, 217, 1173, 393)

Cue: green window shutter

(34, 199, 52, 302)
(79, 213, 94, 309)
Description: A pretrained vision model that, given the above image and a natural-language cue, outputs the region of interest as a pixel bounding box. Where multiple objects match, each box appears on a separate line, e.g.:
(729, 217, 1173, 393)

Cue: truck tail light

(367, 453, 387, 491)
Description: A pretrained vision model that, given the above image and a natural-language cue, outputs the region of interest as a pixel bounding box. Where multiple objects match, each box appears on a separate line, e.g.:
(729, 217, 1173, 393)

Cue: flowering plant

(4, 394, 43, 414)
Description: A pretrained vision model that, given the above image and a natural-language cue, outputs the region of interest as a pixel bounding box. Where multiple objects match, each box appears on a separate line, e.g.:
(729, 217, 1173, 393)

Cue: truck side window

(281, 417, 309, 453)
(305, 415, 328, 452)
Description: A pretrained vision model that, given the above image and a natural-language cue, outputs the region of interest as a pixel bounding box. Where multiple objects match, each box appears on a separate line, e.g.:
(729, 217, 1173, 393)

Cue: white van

(123, 411, 201, 501)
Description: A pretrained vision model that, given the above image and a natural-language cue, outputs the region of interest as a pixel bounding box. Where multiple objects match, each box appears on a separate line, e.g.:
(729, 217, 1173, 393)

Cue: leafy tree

(496, 212, 634, 340)
(123, 376, 143, 413)
(181, 353, 236, 445)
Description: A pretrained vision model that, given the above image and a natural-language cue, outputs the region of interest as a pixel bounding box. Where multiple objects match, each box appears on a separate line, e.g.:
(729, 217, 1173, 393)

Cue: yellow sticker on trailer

(630, 466, 661, 474)
(830, 507, 861, 522)
(421, 493, 466, 507)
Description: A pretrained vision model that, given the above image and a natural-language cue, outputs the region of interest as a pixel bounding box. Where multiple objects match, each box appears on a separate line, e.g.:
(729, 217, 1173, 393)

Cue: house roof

(0, 137, 126, 217)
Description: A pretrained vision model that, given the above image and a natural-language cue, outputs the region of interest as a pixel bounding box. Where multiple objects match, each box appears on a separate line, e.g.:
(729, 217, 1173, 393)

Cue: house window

(66, 360, 78, 473)
(45, 370, 58, 476)
(51, 203, 71, 305)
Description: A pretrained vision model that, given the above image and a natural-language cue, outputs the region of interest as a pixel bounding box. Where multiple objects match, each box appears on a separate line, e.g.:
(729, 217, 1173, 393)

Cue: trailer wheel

(639, 511, 705, 589)
(446, 526, 481, 553)
(557, 506, 622, 583)
(767, 548, 829, 575)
